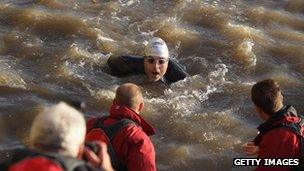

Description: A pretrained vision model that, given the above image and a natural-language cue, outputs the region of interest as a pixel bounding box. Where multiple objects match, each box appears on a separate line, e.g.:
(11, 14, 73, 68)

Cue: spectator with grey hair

(0, 102, 113, 171)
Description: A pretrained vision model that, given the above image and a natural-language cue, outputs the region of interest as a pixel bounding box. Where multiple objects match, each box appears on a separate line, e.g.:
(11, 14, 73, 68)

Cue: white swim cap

(145, 37, 169, 59)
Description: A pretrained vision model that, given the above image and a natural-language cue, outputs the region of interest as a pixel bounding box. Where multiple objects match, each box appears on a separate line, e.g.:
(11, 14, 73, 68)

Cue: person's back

(86, 83, 156, 171)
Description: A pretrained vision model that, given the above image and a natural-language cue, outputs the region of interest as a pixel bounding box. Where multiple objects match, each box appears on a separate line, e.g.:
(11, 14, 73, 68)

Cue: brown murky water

(0, 0, 304, 170)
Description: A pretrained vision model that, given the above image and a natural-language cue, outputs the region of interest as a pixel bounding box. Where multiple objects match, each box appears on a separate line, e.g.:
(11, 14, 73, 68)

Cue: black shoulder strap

(1, 149, 88, 171)
(94, 117, 136, 141)
(1, 148, 39, 170)
(43, 153, 88, 171)
(92, 116, 136, 171)
(281, 119, 304, 171)
(284, 118, 304, 159)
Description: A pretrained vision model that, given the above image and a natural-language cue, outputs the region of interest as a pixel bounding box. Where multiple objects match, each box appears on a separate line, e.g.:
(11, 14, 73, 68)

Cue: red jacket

(1, 148, 96, 171)
(86, 104, 156, 171)
(8, 157, 63, 171)
(254, 106, 303, 171)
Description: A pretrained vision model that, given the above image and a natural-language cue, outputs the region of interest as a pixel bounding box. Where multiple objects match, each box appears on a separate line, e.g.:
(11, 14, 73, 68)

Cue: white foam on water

(208, 63, 228, 83)
(119, 0, 140, 7)
(93, 88, 116, 101)
(96, 34, 116, 42)
(1, 1, 303, 170)
(203, 131, 215, 141)
(237, 40, 257, 66)
(68, 43, 109, 63)
(161, 68, 229, 116)
(145, 97, 167, 105)
(0, 57, 27, 89)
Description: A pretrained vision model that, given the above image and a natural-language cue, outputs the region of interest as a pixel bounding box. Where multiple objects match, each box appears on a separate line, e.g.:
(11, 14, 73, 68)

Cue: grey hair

(29, 102, 86, 157)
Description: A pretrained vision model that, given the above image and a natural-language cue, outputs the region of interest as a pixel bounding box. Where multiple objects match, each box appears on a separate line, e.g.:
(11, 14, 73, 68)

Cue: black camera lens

(83, 141, 100, 161)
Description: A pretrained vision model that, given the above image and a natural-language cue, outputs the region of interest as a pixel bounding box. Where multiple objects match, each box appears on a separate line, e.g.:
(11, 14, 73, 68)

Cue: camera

(83, 141, 100, 161)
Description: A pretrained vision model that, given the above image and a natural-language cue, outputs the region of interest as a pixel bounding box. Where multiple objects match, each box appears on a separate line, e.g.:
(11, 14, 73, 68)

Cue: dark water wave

(0, 0, 304, 170)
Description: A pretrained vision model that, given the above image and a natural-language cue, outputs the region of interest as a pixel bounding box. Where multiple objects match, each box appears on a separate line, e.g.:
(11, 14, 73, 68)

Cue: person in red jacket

(86, 83, 156, 171)
(242, 79, 303, 171)
(0, 102, 114, 171)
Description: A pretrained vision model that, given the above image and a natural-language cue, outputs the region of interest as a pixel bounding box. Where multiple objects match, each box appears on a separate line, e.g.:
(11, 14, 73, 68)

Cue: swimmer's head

(145, 37, 169, 59)
(144, 37, 169, 82)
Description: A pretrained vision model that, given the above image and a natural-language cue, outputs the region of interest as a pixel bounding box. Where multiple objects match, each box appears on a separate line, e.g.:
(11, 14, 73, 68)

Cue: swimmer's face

(144, 56, 168, 82)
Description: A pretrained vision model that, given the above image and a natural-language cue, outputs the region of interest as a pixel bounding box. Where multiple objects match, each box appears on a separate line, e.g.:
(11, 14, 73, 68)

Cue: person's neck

(130, 107, 140, 114)
(263, 104, 285, 121)
(261, 112, 270, 121)
(273, 104, 284, 114)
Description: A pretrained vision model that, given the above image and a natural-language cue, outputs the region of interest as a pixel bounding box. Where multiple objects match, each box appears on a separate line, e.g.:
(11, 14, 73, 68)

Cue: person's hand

(83, 141, 114, 171)
(242, 142, 259, 156)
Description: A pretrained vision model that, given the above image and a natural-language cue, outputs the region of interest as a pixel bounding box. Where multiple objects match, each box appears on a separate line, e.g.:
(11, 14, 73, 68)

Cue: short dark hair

(115, 83, 143, 109)
(251, 79, 283, 115)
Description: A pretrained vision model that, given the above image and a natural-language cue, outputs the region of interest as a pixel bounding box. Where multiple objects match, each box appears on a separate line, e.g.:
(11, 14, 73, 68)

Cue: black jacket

(107, 55, 189, 84)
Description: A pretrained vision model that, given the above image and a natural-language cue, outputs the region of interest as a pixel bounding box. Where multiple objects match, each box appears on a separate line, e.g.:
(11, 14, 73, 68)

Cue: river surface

(0, 0, 304, 170)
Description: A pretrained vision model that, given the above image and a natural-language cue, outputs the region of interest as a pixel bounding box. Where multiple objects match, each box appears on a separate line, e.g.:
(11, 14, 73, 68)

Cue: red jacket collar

(109, 104, 156, 136)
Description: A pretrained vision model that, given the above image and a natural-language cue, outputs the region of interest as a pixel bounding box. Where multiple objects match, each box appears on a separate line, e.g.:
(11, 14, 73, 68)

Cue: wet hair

(251, 79, 283, 115)
(29, 102, 86, 157)
(115, 83, 143, 110)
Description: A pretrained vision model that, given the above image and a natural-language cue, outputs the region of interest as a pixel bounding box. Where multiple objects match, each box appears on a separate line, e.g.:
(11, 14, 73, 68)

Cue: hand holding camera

(83, 141, 114, 171)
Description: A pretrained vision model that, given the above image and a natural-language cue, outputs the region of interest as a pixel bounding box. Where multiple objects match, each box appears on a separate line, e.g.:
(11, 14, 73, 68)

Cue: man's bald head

(115, 83, 143, 111)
